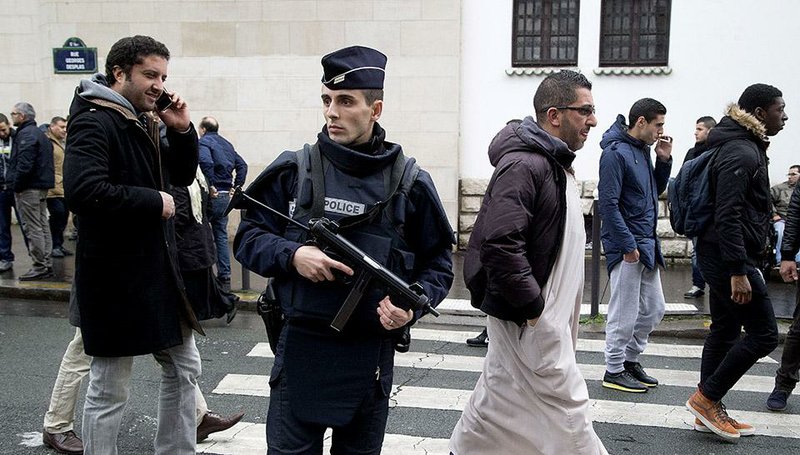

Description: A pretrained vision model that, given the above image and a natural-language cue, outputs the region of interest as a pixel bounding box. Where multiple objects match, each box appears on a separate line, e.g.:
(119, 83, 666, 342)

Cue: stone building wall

(458, 178, 692, 263)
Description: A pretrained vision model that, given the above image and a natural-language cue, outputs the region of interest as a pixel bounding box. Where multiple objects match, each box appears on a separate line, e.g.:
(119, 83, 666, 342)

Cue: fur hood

(726, 103, 767, 139)
(705, 103, 769, 152)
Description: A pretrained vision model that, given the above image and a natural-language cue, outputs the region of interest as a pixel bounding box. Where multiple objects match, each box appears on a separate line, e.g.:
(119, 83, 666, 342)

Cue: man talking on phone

(598, 98, 672, 394)
(64, 35, 202, 454)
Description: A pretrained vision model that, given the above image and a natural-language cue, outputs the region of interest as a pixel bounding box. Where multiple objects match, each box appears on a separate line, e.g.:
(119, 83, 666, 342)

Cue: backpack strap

(293, 143, 324, 221)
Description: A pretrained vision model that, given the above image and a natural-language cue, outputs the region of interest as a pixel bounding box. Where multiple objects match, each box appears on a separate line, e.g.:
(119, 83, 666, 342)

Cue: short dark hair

(696, 116, 716, 129)
(0, 113, 7, 125)
(362, 89, 384, 105)
(533, 70, 593, 123)
(50, 116, 66, 125)
(791, 165, 800, 171)
(105, 35, 170, 84)
(628, 98, 667, 127)
(200, 116, 219, 133)
(738, 83, 783, 114)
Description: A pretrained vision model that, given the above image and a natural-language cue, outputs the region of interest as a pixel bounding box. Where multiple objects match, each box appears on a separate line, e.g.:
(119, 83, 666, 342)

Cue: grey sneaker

(0, 260, 12, 272)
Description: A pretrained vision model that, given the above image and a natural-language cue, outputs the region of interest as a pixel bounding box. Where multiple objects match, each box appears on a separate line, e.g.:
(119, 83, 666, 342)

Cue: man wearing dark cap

(234, 45, 454, 453)
(686, 83, 786, 442)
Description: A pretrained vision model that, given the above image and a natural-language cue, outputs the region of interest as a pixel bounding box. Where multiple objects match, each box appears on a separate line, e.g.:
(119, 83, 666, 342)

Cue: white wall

(0, 0, 462, 225)
(461, 0, 800, 185)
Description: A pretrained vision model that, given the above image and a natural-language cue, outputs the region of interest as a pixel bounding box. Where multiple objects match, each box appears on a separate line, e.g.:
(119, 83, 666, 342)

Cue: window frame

(598, 0, 672, 67)
(511, 0, 581, 68)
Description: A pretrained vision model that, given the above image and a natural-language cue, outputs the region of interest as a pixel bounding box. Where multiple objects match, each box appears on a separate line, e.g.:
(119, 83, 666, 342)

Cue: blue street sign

(53, 37, 97, 74)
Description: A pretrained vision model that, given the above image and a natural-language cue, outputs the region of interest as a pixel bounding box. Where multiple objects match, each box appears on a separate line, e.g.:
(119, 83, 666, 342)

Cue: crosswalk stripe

(409, 328, 778, 364)
(197, 422, 451, 455)
(225, 344, 776, 394)
(438, 298, 700, 315)
(247, 332, 778, 364)
(210, 376, 800, 440)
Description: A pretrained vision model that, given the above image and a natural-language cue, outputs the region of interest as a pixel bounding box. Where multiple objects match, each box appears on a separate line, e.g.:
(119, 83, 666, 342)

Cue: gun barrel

(310, 219, 438, 316)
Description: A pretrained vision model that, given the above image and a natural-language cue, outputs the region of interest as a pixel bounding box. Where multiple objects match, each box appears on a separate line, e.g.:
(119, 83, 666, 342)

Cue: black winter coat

(464, 117, 574, 323)
(64, 92, 201, 357)
(698, 104, 771, 275)
(172, 183, 215, 272)
(10, 119, 54, 192)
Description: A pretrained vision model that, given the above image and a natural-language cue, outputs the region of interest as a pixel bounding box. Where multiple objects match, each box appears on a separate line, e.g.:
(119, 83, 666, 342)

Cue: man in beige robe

(451, 70, 607, 455)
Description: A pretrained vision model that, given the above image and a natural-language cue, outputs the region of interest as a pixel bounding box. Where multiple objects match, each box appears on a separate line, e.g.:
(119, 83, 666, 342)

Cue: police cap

(321, 46, 387, 90)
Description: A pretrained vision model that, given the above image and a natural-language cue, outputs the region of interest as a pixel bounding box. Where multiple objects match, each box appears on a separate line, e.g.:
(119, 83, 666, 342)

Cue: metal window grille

(599, 0, 671, 66)
(512, 0, 580, 67)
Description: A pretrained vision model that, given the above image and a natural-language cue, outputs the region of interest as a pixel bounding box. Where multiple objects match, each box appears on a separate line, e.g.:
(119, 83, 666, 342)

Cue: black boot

(466, 328, 488, 347)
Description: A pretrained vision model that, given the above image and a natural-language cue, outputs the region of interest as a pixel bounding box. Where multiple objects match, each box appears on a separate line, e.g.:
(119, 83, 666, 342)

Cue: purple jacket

(464, 117, 575, 323)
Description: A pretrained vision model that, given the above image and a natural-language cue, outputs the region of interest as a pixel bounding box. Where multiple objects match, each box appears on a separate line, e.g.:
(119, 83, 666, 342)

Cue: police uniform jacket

(234, 124, 454, 426)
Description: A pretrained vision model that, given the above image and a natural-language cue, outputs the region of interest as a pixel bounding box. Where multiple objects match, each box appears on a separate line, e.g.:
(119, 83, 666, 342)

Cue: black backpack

(668, 148, 719, 237)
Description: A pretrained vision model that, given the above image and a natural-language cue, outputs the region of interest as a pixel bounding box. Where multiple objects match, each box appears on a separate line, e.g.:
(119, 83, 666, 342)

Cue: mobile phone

(155, 89, 173, 112)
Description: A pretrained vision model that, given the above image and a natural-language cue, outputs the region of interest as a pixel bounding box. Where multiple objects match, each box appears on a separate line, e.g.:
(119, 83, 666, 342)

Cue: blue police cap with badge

(321, 46, 387, 90)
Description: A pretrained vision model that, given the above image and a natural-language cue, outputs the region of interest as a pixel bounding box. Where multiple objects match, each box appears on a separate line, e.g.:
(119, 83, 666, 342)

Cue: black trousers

(266, 371, 389, 455)
(47, 197, 68, 250)
(697, 246, 779, 402)
(776, 292, 800, 392)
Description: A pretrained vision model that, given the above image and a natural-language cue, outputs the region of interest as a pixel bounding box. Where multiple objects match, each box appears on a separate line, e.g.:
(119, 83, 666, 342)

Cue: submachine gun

(229, 186, 439, 340)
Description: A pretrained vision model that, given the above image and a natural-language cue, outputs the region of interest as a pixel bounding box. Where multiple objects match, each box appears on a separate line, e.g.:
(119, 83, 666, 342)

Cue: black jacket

(683, 140, 711, 164)
(172, 182, 215, 272)
(10, 119, 54, 192)
(782, 182, 800, 258)
(464, 117, 574, 323)
(64, 76, 201, 356)
(698, 104, 771, 275)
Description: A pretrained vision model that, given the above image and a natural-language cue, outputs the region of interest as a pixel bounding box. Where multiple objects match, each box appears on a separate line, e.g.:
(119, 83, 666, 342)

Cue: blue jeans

(47, 197, 68, 250)
(774, 220, 800, 264)
(209, 192, 231, 279)
(82, 325, 201, 455)
(697, 244, 779, 401)
(0, 189, 16, 261)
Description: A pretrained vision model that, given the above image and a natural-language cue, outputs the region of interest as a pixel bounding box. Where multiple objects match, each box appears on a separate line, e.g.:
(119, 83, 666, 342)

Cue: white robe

(449, 170, 608, 455)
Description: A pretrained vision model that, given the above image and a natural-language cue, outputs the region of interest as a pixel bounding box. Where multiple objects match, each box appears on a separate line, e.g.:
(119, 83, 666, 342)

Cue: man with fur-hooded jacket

(686, 83, 787, 442)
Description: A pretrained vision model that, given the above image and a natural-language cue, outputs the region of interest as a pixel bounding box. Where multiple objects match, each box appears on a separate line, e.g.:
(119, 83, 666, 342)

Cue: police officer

(233, 46, 454, 454)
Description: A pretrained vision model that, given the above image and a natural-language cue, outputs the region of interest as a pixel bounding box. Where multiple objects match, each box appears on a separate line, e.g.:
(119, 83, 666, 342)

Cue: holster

(256, 279, 284, 354)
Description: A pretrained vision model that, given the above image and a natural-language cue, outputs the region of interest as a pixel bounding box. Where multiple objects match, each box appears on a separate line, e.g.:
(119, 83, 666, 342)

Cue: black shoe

(683, 286, 705, 298)
(226, 300, 239, 325)
(624, 361, 658, 387)
(18, 268, 54, 281)
(219, 276, 231, 292)
(51, 248, 65, 258)
(602, 370, 648, 393)
(767, 389, 789, 411)
(466, 328, 488, 347)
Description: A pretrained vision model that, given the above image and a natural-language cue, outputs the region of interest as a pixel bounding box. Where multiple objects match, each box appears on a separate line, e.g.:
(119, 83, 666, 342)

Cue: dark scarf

(317, 123, 401, 176)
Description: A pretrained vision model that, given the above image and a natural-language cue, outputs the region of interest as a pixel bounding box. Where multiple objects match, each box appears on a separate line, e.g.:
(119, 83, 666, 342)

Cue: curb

(1, 284, 791, 342)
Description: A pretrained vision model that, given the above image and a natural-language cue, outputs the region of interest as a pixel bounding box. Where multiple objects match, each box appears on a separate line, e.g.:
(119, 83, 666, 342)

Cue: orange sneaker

(694, 416, 755, 437)
(686, 389, 739, 442)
